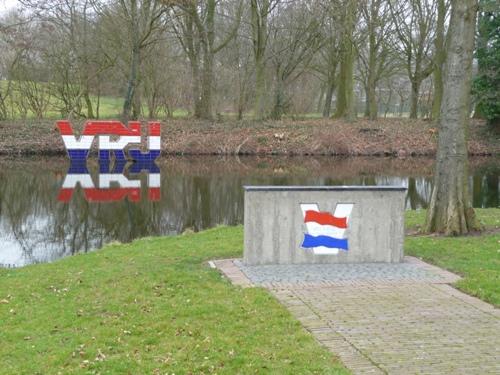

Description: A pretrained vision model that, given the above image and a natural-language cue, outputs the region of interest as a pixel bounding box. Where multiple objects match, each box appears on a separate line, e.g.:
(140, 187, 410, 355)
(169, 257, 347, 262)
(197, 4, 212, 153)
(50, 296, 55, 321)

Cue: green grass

(0, 80, 190, 120)
(404, 208, 500, 306)
(0, 227, 348, 374)
(405, 208, 500, 232)
(0, 209, 498, 373)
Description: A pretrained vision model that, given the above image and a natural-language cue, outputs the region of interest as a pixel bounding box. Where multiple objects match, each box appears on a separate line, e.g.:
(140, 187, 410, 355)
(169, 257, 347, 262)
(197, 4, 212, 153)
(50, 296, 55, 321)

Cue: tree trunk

(363, 85, 369, 117)
(334, 47, 355, 119)
(431, 0, 446, 120)
(270, 72, 285, 120)
(367, 77, 377, 120)
(323, 79, 335, 118)
(254, 56, 267, 119)
(122, 46, 140, 122)
(409, 79, 420, 119)
(425, 0, 481, 235)
(334, 61, 347, 118)
(251, 0, 269, 120)
(334, 0, 356, 121)
(366, 7, 378, 121)
(472, 6, 489, 119)
(96, 85, 100, 119)
(237, 81, 245, 120)
(344, 47, 356, 122)
(132, 92, 141, 119)
(199, 51, 214, 120)
(317, 84, 325, 113)
(122, 0, 139, 122)
(190, 58, 202, 118)
(84, 91, 94, 119)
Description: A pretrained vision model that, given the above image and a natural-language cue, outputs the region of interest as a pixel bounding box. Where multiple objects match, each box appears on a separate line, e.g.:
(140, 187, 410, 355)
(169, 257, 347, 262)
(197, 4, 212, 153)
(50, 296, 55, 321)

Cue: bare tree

(391, 0, 437, 118)
(171, 0, 242, 120)
(19, 0, 109, 119)
(312, 0, 342, 118)
(249, 0, 281, 120)
(357, 0, 396, 120)
(425, 0, 481, 234)
(267, 2, 322, 120)
(96, 0, 167, 122)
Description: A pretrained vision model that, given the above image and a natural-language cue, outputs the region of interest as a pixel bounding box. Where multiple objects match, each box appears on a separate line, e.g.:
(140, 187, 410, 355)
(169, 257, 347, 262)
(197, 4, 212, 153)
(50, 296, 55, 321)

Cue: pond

(0, 156, 498, 267)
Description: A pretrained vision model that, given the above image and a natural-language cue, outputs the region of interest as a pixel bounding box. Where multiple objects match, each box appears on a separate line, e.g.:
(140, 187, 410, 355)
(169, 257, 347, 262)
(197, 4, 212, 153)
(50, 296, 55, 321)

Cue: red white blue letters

(57, 121, 161, 203)
(57, 120, 161, 162)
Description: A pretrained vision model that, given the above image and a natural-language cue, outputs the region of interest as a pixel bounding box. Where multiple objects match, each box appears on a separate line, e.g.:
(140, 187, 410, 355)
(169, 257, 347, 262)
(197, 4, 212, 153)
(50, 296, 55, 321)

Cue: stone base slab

(210, 257, 500, 375)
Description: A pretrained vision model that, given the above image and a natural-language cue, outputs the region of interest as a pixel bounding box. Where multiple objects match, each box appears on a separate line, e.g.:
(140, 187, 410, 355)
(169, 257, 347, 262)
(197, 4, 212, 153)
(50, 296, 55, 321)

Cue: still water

(0, 156, 498, 267)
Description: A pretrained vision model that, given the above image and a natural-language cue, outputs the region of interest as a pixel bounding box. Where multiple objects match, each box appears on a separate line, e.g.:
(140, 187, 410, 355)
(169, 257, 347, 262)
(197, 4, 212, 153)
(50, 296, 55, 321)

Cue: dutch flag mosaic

(300, 203, 354, 255)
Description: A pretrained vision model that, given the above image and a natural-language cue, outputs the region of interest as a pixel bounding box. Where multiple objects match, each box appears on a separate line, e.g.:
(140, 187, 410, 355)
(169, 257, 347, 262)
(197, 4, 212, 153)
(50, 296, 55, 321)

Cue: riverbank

(0, 118, 498, 156)
(1, 210, 498, 373)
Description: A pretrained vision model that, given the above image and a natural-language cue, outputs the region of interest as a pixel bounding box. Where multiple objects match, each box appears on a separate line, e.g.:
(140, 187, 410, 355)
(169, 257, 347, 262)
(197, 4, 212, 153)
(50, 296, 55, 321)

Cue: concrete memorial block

(243, 186, 407, 265)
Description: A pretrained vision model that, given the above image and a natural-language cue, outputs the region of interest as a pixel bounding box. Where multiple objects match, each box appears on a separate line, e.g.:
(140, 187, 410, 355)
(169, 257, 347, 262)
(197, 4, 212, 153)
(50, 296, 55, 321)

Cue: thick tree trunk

(190, 58, 202, 118)
(199, 52, 214, 120)
(254, 57, 266, 119)
(334, 46, 355, 120)
(334, 0, 356, 121)
(431, 0, 446, 120)
(334, 61, 347, 118)
(425, 0, 481, 235)
(270, 73, 285, 120)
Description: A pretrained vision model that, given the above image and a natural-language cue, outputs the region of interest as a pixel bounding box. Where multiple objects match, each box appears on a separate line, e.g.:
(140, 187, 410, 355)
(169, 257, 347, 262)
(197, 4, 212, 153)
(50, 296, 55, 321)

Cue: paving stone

(234, 257, 456, 285)
(212, 258, 499, 375)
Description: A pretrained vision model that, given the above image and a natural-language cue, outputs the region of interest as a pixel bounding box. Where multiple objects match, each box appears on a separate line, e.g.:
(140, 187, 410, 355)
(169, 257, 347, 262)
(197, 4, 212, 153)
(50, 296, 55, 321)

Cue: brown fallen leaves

(0, 118, 497, 156)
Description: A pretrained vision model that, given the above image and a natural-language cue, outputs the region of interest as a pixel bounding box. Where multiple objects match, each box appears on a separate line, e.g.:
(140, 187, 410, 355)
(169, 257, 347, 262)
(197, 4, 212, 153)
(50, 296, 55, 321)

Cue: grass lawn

(0, 228, 348, 374)
(405, 208, 500, 306)
(0, 80, 190, 119)
(0, 209, 498, 373)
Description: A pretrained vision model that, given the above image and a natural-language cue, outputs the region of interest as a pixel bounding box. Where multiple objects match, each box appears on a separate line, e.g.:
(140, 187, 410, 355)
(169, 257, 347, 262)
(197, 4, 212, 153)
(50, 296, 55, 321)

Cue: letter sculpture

(57, 121, 161, 203)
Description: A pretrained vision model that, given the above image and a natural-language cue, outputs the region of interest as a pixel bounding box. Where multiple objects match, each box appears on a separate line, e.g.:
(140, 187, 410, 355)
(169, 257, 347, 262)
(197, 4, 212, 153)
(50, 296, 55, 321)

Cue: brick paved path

(212, 258, 500, 374)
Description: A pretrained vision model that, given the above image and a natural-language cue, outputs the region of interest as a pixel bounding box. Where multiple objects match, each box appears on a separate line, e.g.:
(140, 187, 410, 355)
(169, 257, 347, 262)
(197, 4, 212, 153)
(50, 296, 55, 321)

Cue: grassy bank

(0, 209, 498, 373)
(405, 209, 500, 306)
(0, 227, 348, 374)
(0, 118, 498, 156)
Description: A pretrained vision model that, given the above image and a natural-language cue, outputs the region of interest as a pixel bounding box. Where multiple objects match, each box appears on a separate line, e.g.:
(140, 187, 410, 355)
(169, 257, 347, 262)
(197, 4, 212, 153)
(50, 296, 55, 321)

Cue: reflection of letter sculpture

(300, 203, 353, 255)
(57, 120, 161, 162)
(58, 160, 160, 203)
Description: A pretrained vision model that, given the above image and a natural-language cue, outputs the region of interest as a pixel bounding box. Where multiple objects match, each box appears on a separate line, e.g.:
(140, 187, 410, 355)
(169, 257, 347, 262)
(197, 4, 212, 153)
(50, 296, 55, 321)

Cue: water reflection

(0, 156, 498, 267)
(58, 160, 161, 203)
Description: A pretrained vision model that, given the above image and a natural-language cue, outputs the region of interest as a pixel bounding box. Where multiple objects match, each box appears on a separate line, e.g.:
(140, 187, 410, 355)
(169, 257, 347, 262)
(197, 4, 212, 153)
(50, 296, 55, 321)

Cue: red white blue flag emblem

(300, 203, 354, 255)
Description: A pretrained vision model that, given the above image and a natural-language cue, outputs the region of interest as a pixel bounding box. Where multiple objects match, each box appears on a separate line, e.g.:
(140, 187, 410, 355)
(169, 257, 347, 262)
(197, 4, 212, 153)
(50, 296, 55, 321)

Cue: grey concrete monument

(243, 186, 407, 265)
